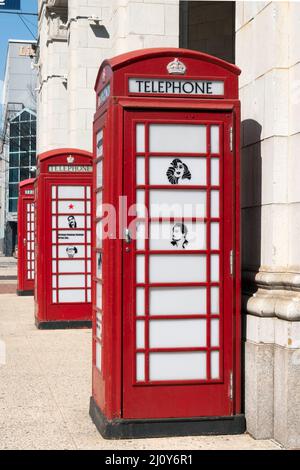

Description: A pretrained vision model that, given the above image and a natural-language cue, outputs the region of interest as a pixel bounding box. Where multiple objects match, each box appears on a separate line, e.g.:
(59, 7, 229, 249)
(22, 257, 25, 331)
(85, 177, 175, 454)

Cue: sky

(0, 0, 37, 122)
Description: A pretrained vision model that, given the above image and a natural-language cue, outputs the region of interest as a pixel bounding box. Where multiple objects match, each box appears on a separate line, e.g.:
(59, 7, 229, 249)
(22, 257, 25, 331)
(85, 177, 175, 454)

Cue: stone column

(236, 1, 300, 448)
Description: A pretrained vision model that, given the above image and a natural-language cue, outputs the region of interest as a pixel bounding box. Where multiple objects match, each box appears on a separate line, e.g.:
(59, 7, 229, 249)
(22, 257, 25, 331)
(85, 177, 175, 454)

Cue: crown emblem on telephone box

(167, 58, 187, 75)
(67, 155, 74, 163)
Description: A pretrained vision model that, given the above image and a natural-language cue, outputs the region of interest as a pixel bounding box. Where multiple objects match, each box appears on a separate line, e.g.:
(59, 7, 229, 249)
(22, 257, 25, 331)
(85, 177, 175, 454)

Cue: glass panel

(96, 160, 103, 187)
(211, 351, 220, 379)
(96, 342, 102, 372)
(57, 186, 85, 199)
(8, 199, 18, 212)
(136, 221, 145, 250)
(58, 215, 85, 229)
(52, 290, 57, 303)
(210, 222, 219, 250)
(96, 221, 102, 248)
(58, 201, 85, 213)
(58, 260, 85, 272)
(211, 319, 219, 347)
(150, 221, 206, 250)
(136, 287, 145, 316)
(150, 287, 206, 315)
(58, 275, 85, 288)
(52, 275, 57, 288)
(149, 254, 206, 283)
(211, 158, 219, 186)
(97, 252, 102, 278)
(58, 245, 85, 258)
(57, 230, 85, 244)
(136, 255, 145, 283)
(210, 125, 220, 154)
(96, 283, 102, 310)
(211, 255, 219, 282)
(149, 319, 206, 348)
(211, 190, 219, 218)
(136, 320, 145, 349)
(136, 124, 145, 152)
(136, 353, 145, 382)
(58, 289, 86, 302)
(96, 313, 102, 339)
(136, 190, 145, 217)
(136, 157, 145, 185)
(150, 190, 206, 218)
(149, 157, 206, 186)
(149, 352, 206, 381)
(52, 186, 56, 198)
(97, 129, 103, 157)
(52, 202, 56, 214)
(149, 124, 206, 153)
(9, 183, 18, 197)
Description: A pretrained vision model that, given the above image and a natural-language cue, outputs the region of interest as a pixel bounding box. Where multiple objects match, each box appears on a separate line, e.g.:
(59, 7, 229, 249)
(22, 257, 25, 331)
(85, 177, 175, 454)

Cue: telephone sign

(90, 48, 244, 438)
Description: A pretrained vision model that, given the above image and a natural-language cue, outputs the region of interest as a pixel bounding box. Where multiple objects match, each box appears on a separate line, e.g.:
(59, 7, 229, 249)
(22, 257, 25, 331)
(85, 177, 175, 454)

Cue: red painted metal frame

(35, 148, 93, 325)
(92, 48, 241, 421)
(17, 178, 35, 293)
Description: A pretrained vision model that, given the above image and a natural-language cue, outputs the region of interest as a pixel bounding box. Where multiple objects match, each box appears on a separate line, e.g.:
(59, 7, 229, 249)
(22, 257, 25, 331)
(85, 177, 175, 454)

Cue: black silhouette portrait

(67, 215, 77, 228)
(66, 246, 78, 258)
(166, 158, 191, 184)
(171, 223, 189, 249)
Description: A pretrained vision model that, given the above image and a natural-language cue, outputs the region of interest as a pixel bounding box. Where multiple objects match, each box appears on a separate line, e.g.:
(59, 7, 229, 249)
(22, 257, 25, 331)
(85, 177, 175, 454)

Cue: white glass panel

(150, 221, 206, 250)
(87, 275, 91, 287)
(136, 190, 146, 217)
(149, 157, 206, 186)
(150, 287, 206, 315)
(86, 186, 91, 198)
(150, 352, 206, 381)
(52, 290, 57, 303)
(58, 260, 85, 273)
(58, 231, 85, 244)
(96, 313, 102, 339)
(136, 157, 145, 185)
(58, 215, 85, 229)
(87, 260, 91, 272)
(136, 320, 145, 349)
(150, 319, 206, 348)
(211, 319, 220, 347)
(211, 222, 219, 250)
(97, 252, 102, 278)
(58, 274, 85, 288)
(96, 192, 102, 216)
(210, 125, 220, 154)
(52, 276, 56, 288)
(58, 186, 85, 199)
(136, 221, 145, 250)
(52, 201, 56, 213)
(51, 186, 56, 198)
(136, 124, 145, 152)
(149, 255, 206, 283)
(150, 190, 206, 218)
(52, 231, 56, 243)
(97, 283, 102, 310)
(136, 353, 145, 382)
(96, 342, 102, 371)
(211, 351, 220, 379)
(86, 216, 91, 228)
(87, 231, 91, 243)
(211, 190, 219, 218)
(52, 261, 56, 273)
(211, 255, 219, 282)
(58, 245, 85, 258)
(97, 129, 103, 157)
(211, 287, 220, 314)
(52, 246, 56, 258)
(96, 221, 102, 248)
(87, 201, 91, 214)
(149, 124, 206, 153)
(87, 289, 91, 302)
(52, 217, 56, 229)
(136, 255, 145, 283)
(136, 287, 145, 316)
(58, 201, 85, 214)
(211, 158, 219, 186)
(58, 289, 85, 302)
(87, 246, 91, 257)
(97, 160, 103, 187)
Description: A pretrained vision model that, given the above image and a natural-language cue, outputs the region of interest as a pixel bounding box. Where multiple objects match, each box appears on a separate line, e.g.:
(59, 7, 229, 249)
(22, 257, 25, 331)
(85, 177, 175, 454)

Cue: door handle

(124, 228, 132, 244)
(23, 238, 27, 246)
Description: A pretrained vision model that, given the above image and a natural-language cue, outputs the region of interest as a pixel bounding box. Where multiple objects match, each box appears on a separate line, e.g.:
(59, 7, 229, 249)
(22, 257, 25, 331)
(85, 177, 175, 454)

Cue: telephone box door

(18, 197, 35, 293)
(123, 109, 235, 419)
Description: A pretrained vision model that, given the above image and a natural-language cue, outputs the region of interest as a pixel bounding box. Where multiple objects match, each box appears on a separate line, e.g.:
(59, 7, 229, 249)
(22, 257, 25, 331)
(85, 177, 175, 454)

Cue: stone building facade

(37, 0, 300, 448)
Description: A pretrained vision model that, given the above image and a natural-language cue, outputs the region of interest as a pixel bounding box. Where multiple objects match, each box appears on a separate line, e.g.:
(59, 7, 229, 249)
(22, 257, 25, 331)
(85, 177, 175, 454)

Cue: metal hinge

(230, 249, 234, 276)
(229, 126, 233, 152)
(229, 371, 233, 400)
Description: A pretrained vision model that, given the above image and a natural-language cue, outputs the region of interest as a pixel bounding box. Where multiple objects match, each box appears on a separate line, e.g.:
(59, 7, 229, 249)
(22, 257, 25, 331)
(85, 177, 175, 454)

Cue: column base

(89, 397, 246, 440)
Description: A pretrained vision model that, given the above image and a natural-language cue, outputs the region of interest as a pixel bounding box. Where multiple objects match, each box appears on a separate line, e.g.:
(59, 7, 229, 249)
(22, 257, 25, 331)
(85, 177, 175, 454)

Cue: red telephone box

(17, 178, 35, 296)
(90, 48, 245, 438)
(35, 148, 93, 329)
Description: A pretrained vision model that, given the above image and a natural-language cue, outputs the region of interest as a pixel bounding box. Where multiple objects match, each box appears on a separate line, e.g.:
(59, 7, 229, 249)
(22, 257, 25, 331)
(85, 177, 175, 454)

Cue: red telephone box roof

(95, 47, 241, 91)
(19, 178, 35, 188)
(37, 148, 92, 162)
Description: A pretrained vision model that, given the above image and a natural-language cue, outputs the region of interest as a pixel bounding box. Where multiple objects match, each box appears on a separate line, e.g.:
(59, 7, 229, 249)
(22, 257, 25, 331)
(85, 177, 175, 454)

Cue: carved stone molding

(243, 288, 300, 321)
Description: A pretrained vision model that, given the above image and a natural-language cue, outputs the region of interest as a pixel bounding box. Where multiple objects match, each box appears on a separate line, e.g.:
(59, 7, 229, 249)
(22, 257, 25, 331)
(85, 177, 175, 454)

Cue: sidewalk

(0, 294, 282, 450)
(0, 256, 17, 294)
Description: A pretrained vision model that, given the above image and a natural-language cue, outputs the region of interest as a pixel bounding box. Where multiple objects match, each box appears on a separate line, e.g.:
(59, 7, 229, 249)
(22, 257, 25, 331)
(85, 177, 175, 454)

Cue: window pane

(9, 183, 18, 198)
(30, 120, 36, 135)
(20, 121, 30, 136)
(30, 153, 36, 166)
(9, 168, 19, 182)
(9, 138, 19, 152)
(20, 167, 30, 181)
(20, 137, 30, 151)
(20, 111, 30, 121)
(9, 198, 18, 212)
(9, 153, 19, 167)
(31, 138, 36, 151)
(20, 152, 30, 167)
(10, 123, 19, 137)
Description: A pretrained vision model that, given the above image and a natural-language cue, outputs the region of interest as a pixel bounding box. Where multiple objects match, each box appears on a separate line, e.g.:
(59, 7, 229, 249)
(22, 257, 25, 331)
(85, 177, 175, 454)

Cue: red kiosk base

(89, 397, 246, 439)
(35, 319, 92, 330)
(17, 289, 34, 296)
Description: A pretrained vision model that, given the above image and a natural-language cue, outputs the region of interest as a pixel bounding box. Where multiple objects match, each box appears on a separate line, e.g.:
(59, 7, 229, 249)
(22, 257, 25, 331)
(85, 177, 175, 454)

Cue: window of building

(8, 109, 36, 213)
(179, 1, 235, 64)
